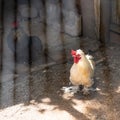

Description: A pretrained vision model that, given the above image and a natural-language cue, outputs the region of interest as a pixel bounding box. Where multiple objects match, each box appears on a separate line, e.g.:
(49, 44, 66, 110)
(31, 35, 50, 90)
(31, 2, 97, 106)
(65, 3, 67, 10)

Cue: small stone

(96, 77, 100, 80)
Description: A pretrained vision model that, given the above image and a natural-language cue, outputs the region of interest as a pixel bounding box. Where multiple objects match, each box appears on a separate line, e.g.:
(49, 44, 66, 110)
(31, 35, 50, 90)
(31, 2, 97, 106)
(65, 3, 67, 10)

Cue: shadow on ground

(0, 37, 120, 120)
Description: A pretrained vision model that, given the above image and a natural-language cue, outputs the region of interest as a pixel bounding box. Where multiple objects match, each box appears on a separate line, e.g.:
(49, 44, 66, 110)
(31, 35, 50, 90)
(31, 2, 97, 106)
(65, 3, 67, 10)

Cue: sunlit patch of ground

(0, 97, 106, 120)
(0, 39, 120, 120)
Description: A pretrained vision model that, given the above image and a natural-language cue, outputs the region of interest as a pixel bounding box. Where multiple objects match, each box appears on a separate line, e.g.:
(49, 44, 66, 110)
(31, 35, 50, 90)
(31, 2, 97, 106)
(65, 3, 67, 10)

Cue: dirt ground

(0, 37, 120, 120)
(0, 0, 119, 119)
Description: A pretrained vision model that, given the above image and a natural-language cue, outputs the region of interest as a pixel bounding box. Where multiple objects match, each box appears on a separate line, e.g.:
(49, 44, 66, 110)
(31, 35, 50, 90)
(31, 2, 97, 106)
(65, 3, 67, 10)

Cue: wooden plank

(111, 0, 120, 25)
(0, 0, 3, 70)
(80, 0, 97, 39)
(111, 0, 116, 23)
(94, 0, 100, 39)
(116, 0, 120, 24)
(1, 0, 15, 108)
(14, 0, 30, 104)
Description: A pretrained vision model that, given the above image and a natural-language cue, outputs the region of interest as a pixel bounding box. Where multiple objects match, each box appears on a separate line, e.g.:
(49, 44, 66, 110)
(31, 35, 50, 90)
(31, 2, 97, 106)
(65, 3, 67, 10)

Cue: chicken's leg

(82, 86, 90, 95)
(61, 85, 79, 94)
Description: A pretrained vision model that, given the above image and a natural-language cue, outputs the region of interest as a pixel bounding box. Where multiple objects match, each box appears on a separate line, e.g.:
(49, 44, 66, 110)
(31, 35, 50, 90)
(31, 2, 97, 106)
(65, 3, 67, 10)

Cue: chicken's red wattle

(71, 50, 81, 63)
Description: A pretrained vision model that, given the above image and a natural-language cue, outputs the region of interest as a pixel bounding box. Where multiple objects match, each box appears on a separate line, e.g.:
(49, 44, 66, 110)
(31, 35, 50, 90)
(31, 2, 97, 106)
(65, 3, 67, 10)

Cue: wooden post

(94, 0, 100, 39)
(116, 0, 120, 24)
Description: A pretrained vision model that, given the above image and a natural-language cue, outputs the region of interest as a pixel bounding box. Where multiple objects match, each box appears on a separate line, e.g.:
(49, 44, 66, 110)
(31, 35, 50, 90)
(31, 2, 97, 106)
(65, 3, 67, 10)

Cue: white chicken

(70, 49, 95, 94)
(69, 49, 95, 95)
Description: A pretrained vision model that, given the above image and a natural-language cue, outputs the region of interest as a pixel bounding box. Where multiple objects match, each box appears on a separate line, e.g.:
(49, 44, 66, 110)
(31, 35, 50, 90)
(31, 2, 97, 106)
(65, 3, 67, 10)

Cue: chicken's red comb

(71, 50, 76, 56)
